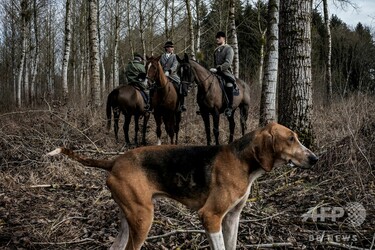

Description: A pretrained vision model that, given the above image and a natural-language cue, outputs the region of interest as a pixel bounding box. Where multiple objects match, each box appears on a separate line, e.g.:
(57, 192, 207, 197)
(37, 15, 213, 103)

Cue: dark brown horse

(146, 55, 182, 145)
(106, 85, 150, 146)
(177, 53, 250, 145)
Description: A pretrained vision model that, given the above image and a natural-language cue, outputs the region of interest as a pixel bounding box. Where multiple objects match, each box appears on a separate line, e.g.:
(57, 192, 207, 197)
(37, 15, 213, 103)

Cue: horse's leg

(114, 109, 120, 143)
(141, 112, 150, 145)
(124, 113, 132, 146)
(134, 114, 140, 146)
(227, 111, 235, 143)
(163, 114, 175, 145)
(154, 114, 163, 145)
(212, 111, 220, 145)
(201, 112, 211, 146)
(174, 112, 182, 145)
(239, 104, 249, 136)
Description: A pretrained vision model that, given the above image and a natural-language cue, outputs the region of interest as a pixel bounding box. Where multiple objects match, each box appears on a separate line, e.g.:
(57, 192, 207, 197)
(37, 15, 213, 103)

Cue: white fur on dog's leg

(157, 138, 162, 146)
(222, 210, 241, 250)
(110, 211, 129, 250)
(207, 230, 225, 250)
(46, 148, 62, 156)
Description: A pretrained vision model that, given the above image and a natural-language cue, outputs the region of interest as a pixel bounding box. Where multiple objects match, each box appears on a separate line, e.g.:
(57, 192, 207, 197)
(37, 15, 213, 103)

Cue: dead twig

(242, 242, 294, 248)
(146, 229, 206, 241)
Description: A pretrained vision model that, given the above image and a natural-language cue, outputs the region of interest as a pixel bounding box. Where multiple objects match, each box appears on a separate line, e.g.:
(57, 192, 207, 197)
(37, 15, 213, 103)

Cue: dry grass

(0, 93, 374, 249)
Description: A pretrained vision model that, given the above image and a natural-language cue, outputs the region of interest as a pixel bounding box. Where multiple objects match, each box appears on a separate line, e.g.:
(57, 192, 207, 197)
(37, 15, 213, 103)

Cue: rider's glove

(209, 68, 217, 73)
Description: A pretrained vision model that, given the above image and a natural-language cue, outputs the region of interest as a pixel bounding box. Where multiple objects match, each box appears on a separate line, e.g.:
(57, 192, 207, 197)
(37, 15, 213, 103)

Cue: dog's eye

(289, 136, 295, 143)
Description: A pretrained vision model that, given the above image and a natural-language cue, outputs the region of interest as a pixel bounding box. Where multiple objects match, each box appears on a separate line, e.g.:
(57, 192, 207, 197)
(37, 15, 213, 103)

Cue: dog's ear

(254, 128, 275, 172)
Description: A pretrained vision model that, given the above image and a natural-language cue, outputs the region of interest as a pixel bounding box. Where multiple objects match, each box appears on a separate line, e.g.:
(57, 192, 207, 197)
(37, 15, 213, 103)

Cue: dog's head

(254, 122, 318, 172)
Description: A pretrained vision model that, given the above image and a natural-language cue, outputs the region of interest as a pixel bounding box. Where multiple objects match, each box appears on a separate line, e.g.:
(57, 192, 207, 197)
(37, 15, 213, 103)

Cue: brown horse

(146, 55, 181, 145)
(106, 85, 150, 146)
(177, 53, 250, 145)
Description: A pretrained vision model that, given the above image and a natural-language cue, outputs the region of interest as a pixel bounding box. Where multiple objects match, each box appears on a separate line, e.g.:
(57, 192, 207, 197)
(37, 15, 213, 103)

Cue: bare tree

(257, 0, 267, 86)
(229, 0, 239, 78)
(113, 0, 120, 87)
(323, 0, 332, 105)
(16, 0, 29, 107)
(185, 0, 195, 60)
(259, 0, 279, 126)
(30, 0, 40, 105)
(139, 0, 146, 57)
(62, 0, 72, 99)
(195, 0, 202, 60)
(279, 0, 314, 147)
(88, 0, 101, 107)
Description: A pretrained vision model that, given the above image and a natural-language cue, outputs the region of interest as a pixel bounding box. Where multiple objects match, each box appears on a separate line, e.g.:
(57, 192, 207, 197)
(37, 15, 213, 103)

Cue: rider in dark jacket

(125, 53, 150, 111)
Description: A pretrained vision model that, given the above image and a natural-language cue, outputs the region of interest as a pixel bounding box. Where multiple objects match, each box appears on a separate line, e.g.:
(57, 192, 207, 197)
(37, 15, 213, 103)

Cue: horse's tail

(47, 148, 114, 171)
(106, 88, 119, 131)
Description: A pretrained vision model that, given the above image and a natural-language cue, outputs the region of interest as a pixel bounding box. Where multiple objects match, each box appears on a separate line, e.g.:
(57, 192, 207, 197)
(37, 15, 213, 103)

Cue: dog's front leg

(222, 197, 247, 250)
(206, 230, 225, 250)
(199, 208, 225, 250)
(110, 210, 129, 250)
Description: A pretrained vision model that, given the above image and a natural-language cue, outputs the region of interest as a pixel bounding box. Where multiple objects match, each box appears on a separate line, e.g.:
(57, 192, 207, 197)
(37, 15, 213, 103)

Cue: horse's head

(146, 55, 165, 88)
(177, 53, 195, 89)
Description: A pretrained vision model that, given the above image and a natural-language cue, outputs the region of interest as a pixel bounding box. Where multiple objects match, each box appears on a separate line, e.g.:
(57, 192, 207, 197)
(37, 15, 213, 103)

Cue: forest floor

(1, 94, 375, 250)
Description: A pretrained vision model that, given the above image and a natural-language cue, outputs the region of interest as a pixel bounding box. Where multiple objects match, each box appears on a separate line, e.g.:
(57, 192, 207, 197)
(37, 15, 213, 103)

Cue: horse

(177, 53, 251, 145)
(146, 55, 182, 145)
(106, 84, 150, 147)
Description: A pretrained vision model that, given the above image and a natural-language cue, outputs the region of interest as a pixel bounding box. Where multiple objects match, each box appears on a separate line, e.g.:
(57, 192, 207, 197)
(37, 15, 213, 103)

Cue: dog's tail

(47, 147, 114, 171)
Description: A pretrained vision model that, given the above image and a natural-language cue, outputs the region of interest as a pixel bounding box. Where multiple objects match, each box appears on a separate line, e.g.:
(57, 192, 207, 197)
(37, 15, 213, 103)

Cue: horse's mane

(188, 59, 249, 91)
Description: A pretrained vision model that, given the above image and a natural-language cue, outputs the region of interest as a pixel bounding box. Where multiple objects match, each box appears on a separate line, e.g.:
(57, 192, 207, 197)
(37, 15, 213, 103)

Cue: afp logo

(302, 202, 366, 227)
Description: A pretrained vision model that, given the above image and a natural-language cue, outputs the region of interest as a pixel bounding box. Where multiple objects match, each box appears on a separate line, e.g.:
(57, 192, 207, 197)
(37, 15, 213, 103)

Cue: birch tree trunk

(126, 0, 134, 58)
(62, 0, 72, 99)
(258, 0, 267, 86)
(113, 0, 120, 87)
(164, 0, 169, 40)
(279, 0, 314, 147)
(139, 0, 146, 58)
(185, 0, 195, 60)
(88, 0, 101, 107)
(30, 0, 39, 105)
(17, 0, 28, 108)
(323, 0, 332, 105)
(228, 0, 239, 78)
(195, 0, 201, 61)
(259, 0, 279, 127)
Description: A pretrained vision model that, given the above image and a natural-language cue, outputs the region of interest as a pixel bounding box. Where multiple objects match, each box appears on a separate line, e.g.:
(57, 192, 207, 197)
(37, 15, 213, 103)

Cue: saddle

(216, 75, 240, 96)
(132, 85, 149, 104)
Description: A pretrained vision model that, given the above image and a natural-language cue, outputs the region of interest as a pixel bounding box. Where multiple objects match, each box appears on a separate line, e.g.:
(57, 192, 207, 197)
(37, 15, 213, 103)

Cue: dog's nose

(308, 154, 319, 165)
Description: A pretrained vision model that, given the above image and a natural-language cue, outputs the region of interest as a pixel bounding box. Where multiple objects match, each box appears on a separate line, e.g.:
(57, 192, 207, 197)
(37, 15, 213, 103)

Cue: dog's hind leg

(110, 210, 129, 250)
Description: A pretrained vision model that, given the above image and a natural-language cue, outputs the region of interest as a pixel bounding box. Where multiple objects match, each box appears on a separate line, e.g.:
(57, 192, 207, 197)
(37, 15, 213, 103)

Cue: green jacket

(125, 60, 146, 88)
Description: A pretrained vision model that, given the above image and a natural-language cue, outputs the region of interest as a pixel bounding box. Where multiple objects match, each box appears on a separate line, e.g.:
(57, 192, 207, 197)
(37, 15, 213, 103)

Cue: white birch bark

(259, 0, 279, 126)
(62, 0, 72, 98)
(88, 0, 101, 107)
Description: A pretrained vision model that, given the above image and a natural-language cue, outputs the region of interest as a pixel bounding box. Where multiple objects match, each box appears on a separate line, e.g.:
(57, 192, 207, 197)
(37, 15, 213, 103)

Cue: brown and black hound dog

(47, 122, 318, 250)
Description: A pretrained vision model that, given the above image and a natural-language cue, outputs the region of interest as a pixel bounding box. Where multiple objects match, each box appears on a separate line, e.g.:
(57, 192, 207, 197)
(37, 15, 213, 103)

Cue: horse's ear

(156, 55, 161, 61)
(146, 55, 150, 61)
(184, 53, 189, 62)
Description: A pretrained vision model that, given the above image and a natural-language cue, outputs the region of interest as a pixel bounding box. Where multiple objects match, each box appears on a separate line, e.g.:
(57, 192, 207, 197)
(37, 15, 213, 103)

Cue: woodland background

(1, 0, 375, 249)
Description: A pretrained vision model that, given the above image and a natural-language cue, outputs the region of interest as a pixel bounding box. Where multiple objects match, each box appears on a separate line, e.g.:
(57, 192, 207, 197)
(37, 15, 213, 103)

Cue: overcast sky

(328, 0, 375, 28)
